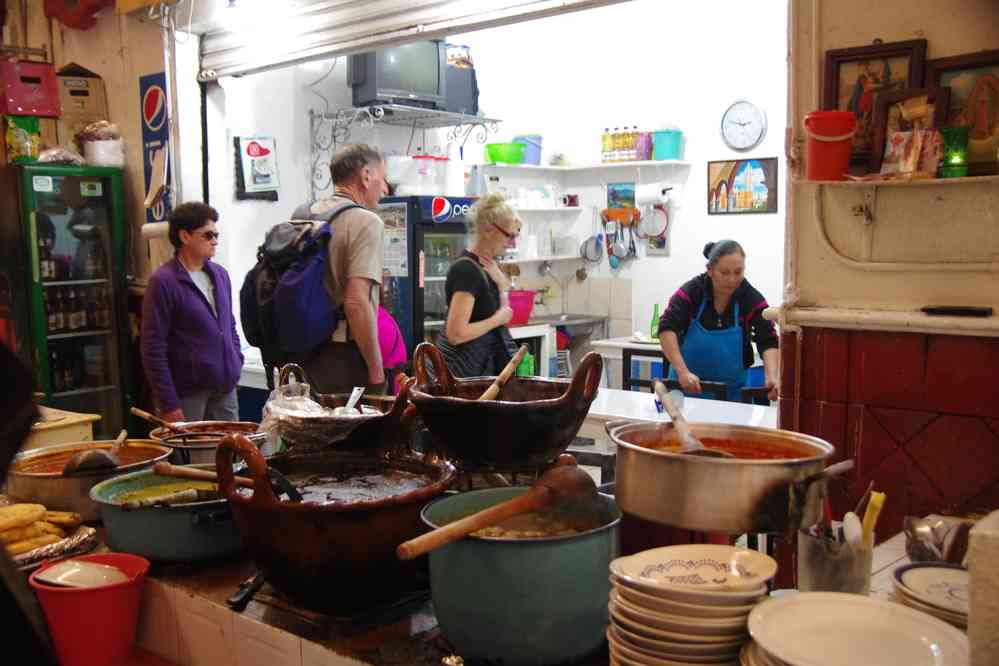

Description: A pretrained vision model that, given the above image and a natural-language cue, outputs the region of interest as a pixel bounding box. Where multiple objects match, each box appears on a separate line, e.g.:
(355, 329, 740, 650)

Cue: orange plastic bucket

(30, 553, 150, 666)
(803, 111, 856, 181)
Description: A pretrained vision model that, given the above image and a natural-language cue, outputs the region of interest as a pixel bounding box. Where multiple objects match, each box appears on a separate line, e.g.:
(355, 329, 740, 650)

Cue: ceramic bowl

(892, 587, 967, 627)
(610, 623, 743, 662)
(892, 562, 969, 615)
(609, 601, 748, 648)
(607, 629, 739, 666)
(611, 590, 749, 636)
(610, 545, 777, 593)
(33, 559, 129, 588)
(612, 569, 767, 607)
(612, 576, 758, 619)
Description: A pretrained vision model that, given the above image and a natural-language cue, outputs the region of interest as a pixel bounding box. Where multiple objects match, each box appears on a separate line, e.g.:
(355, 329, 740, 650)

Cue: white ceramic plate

(608, 631, 739, 666)
(610, 545, 777, 592)
(613, 577, 759, 619)
(34, 559, 129, 588)
(611, 590, 749, 636)
(610, 625, 742, 663)
(610, 602, 749, 648)
(742, 641, 788, 666)
(612, 572, 768, 607)
(893, 587, 968, 627)
(748, 592, 970, 666)
(895, 563, 969, 615)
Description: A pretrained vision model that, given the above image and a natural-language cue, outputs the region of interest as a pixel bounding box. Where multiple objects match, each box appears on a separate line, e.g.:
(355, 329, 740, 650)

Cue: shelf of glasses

(51, 384, 117, 398)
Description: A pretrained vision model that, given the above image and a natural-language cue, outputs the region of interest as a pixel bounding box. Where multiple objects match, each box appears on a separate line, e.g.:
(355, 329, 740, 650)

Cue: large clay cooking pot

(216, 434, 457, 614)
(409, 343, 603, 470)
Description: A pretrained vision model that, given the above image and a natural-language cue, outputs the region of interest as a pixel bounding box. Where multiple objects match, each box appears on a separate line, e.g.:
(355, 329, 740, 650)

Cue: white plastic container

(84, 139, 125, 167)
(433, 156, 449, 194)
(412, 155, 436, 195)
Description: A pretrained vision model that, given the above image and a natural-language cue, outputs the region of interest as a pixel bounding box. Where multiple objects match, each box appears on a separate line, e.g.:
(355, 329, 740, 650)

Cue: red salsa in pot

(643, 437, 807, 460)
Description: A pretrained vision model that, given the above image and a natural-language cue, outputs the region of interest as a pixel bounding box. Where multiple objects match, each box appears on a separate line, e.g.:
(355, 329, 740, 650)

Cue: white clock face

(721, 101, 767, 151)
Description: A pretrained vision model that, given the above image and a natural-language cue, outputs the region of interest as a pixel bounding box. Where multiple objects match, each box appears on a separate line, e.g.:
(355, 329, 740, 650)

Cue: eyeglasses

(197, 231, 220, 241)
(491, 222, 518, 240)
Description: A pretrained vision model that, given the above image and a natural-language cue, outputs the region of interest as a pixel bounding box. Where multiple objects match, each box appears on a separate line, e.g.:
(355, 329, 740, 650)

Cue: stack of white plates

(607, 544, 777, 666)
(892, 562, 969, 628)
(744, 592, 969, 665)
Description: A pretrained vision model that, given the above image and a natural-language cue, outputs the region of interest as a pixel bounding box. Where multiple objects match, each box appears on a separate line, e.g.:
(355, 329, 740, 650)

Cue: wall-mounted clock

(721, 100, 767, 152)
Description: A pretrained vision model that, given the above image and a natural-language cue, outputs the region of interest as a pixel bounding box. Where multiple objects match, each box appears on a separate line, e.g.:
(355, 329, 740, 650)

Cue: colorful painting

(823, 40, 927, 164)
(707, 158, 778, 215)
(927, 50, 999, 173)
(607, 182, 635, 209)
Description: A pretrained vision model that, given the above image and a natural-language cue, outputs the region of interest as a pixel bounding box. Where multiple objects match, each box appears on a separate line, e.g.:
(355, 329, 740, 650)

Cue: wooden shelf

(796, 174, 999, 187)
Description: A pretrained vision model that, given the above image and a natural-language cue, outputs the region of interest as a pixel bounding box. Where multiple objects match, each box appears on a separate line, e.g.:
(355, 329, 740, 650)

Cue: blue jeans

(179, 388, 239, 422)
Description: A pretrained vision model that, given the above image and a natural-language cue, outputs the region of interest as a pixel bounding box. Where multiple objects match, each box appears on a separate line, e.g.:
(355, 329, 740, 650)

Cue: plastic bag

(5, 116, 40, 162)
(74, 120, 120, 144)
(38, 145, 86, 166)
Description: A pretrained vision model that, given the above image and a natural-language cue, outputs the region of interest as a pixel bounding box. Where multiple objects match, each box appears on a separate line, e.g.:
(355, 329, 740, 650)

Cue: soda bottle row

(601, 127, 653, 163)
(44, 285, 113, 334)
(37, 234, 108, 281)
(49, 342, 107, 393)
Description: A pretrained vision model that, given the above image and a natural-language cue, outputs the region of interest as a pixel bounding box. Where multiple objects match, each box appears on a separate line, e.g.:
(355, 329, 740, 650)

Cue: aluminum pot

(607, 420, 835, 535)
(148, 421, 266, 465)
(89, 464, 243, 561)
(6, 440, 173, 521)
(422, 487, 620, 665)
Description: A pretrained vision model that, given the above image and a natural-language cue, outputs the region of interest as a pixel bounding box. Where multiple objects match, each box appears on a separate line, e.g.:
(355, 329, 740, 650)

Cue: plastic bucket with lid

(30, 552, 150, 666)
(803, 111, 856, 181)
(513, 134, 543, 165)
(508, 289, 536, 325)
(652, 130, 683, 160)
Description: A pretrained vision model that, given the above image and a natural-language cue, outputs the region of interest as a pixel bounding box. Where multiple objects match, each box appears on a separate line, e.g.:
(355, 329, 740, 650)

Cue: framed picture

(607, 182, 635, 209)
(707, 158, 778, 215)
(823, 39, 927, 165)
(870, 87, 951, 173)
(926, 49, 999, 175)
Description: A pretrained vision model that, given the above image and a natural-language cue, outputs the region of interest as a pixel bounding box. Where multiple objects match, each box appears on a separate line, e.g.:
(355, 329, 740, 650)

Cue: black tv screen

(349, 40, 447, 109)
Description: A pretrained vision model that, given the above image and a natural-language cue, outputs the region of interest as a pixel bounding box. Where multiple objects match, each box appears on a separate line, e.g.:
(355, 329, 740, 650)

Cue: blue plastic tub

(652, 129, 683, 160)
(513, 134, 542, 165)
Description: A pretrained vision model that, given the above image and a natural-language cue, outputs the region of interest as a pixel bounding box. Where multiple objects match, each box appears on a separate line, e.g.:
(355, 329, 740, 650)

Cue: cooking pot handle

(216, 434, 279, 507)
(604, 419, 635, 439)
(566, 351, 604, 404)
(278, 363, 307, 387)
(413, 342, 455, 396)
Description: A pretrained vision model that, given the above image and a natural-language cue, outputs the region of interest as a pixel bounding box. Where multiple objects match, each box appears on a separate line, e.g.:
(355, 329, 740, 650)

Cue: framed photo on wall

(823, 39, 928, 165)
(870, 87, 951, 173)
(926, 49, 999, 175)
(707, 158, 778, 215)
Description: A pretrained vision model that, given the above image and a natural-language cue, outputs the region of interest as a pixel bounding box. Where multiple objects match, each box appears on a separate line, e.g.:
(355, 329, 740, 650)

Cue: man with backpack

(297, 144, 390, 394)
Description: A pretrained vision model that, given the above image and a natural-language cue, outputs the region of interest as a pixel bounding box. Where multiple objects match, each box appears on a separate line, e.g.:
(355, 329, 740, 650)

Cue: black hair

(703, 239, 745, 267)
(168, 201, 219, 249)
(329, 144, 384, 186)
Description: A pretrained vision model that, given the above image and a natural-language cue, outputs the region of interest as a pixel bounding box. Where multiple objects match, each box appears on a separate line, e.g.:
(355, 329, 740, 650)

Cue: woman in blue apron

(659, 240, 780, 402)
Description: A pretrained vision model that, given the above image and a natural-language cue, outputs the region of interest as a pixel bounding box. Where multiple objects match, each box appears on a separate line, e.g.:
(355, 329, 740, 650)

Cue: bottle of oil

(650, 302, 661, 340)
(601, 128, 612, 163)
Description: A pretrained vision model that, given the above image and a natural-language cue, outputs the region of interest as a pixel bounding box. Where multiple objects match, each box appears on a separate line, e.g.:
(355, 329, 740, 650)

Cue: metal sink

(526, 313, 608, 336)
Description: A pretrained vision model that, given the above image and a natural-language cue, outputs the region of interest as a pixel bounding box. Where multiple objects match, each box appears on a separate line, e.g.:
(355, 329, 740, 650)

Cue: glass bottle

(650, 302, 661, 340)
(53, 289, 66, 332)
(85, 288, 98, 329)
(51, 350, 65, 392)
(45, 290, 57, 333)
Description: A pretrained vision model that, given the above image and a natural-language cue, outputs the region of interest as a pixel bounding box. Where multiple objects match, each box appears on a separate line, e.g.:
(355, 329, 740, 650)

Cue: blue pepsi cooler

(513, 134, 543, 165)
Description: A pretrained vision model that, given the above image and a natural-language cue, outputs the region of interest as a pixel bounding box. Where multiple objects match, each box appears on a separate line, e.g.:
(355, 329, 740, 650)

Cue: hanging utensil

(654, 381, 734, 458)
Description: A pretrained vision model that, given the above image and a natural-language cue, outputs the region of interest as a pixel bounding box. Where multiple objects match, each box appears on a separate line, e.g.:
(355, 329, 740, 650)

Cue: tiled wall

(781, 328, 999, 540)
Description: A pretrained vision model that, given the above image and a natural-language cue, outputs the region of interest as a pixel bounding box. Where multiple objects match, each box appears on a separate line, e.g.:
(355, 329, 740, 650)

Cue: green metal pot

(422, 487, 620, 665)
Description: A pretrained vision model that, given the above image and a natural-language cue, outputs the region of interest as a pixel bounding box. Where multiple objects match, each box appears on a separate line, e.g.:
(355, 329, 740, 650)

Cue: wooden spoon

(130, 407, 193, 435)
(479, 345, 529, 401)
(62, 429, 128, 476)
(152, 461, 254, 489)
(396, 461, 597, 560)
(654, 381, 733, 459)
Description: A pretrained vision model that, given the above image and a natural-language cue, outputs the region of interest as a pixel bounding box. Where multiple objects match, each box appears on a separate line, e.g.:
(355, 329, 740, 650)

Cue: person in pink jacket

(377, 305, 407, 394)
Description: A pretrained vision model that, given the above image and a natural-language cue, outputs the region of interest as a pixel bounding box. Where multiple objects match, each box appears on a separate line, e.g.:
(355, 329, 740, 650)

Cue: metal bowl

(607, 420, 835, 535)
(148, 421, 266, 465)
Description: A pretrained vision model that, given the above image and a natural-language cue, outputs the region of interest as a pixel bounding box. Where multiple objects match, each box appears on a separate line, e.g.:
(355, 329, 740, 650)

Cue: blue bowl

(422, 487, 620, 665)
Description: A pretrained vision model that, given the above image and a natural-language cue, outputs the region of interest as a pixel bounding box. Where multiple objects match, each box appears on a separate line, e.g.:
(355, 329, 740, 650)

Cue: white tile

(301, 640, 370, 666)
(610, 278, 632, 319)
(566, 277, 591, 313)
(587, 277, 611, 315)
(173, 588, 236, 666)
(233, 614, 303, 666)
(610, 318, 632, 339)
(136, 579, 180, 664)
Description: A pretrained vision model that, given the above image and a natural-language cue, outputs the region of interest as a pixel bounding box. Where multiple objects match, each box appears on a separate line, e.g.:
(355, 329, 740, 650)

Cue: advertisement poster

(139, 72, 171, 224)
(237, 137, 280, 192)
(379, 202, 408, 278)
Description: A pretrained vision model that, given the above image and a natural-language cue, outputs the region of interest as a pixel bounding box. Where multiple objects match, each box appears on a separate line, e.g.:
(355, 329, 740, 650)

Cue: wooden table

(22, 406, 101, 451)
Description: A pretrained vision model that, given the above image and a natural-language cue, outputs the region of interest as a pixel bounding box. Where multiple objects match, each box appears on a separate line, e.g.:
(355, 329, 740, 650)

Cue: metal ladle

(654, 381, 734, 458)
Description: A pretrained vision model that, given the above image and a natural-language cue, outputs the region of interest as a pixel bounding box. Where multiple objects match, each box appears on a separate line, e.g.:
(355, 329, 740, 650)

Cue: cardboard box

(56, 63, 108, 146)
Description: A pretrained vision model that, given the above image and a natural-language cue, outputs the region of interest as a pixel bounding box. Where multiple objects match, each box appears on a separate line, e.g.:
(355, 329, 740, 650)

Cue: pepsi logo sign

(142, 85, 167, 132)
(431, 197, 470, 222)
(246, 140, 271, 157)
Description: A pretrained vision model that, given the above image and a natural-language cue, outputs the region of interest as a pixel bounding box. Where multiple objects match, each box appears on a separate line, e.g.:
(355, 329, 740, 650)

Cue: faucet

(537, 260, 554, 278)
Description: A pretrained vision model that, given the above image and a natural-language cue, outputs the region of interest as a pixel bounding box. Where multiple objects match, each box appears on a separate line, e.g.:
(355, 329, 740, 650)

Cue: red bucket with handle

(803, 111, 856, 181)
(508, 290, 536, 326)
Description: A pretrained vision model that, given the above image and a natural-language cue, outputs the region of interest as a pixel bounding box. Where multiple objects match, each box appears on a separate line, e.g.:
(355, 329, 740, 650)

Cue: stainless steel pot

(6, 440, 173, 521)
(607, 420, 835, 535)
(148, 421, 267, 466)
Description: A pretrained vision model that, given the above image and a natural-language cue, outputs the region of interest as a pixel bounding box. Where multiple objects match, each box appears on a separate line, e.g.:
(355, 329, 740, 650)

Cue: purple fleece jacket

(141, 257, 243, 414)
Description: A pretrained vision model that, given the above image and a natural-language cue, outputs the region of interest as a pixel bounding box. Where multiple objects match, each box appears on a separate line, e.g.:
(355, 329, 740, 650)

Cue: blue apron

(667, 298, 745, 402)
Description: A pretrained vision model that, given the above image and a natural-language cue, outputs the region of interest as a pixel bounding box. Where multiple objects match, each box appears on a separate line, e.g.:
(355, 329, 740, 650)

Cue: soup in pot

(640, 436, 809, 460)
(16, 447, 164, 475)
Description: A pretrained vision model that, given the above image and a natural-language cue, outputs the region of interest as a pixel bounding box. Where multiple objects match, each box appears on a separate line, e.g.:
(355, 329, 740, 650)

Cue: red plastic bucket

(803, 111, 856, 181)
(507, 290, 536, 326)
(30, 553, 150, 666)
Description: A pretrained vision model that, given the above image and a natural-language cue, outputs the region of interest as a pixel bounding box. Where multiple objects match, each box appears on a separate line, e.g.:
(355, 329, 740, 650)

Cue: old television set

(348, 40, 447, 110)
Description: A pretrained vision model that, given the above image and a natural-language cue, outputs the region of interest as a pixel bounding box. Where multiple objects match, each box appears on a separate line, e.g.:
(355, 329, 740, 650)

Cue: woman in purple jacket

(141, 202, 244, 422)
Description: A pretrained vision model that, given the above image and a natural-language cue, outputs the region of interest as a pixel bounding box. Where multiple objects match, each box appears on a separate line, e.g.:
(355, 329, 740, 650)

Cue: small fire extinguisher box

(0, 60, 61, 117)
